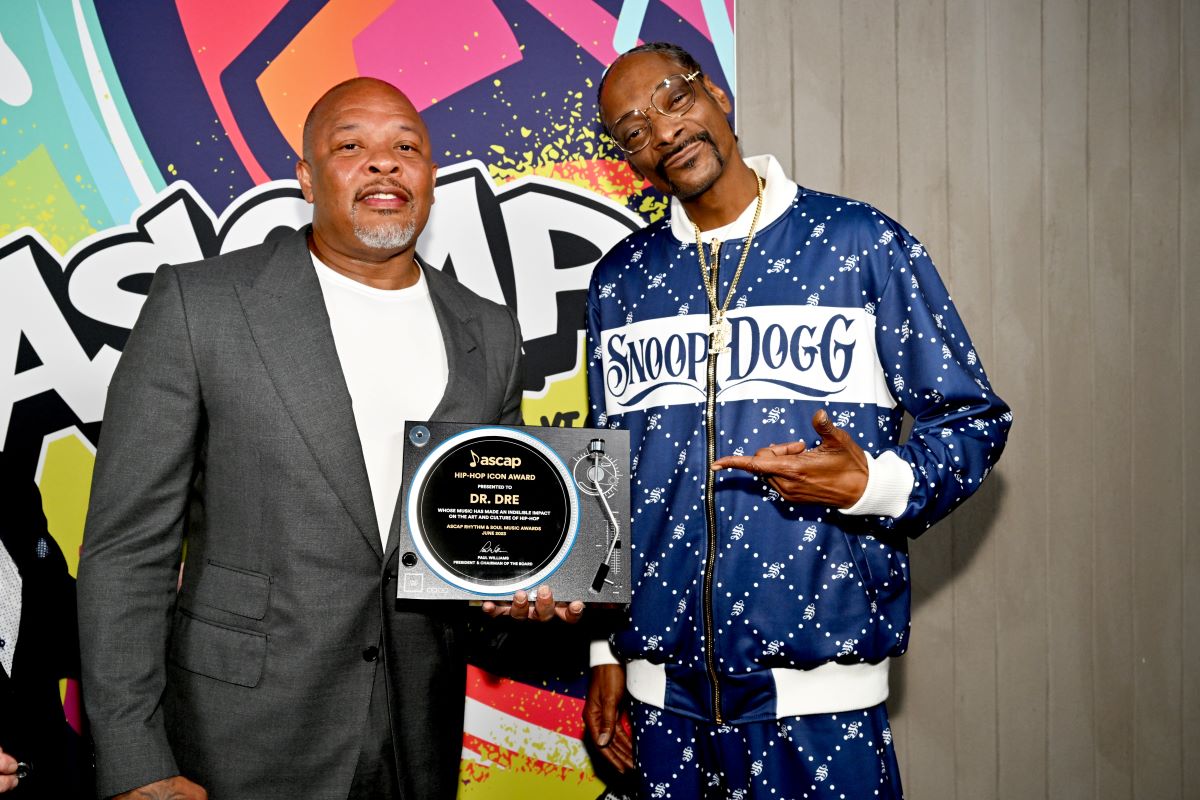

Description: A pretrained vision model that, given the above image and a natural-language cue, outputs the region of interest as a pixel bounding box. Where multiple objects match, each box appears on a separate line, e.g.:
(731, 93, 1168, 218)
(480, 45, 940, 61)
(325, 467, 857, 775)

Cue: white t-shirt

(312, 253, 448, 545)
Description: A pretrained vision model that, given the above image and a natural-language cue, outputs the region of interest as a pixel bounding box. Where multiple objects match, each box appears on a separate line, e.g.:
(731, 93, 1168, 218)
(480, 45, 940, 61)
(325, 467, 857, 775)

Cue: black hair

(596, 41, 704, 134)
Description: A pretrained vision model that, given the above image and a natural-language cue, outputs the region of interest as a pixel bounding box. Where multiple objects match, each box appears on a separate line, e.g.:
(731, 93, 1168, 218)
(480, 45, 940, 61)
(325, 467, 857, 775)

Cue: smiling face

(599, 51, 738, 201)
(296, 78, 436, 262)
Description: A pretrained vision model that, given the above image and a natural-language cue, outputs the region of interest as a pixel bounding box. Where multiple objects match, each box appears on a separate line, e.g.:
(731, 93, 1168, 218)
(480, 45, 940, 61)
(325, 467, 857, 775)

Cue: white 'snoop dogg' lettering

(601, 306, 896, 415)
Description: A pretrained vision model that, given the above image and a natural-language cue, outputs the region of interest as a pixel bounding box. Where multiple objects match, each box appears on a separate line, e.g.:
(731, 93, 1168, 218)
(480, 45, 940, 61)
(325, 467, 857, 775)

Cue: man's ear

(430, 163, 438, 205)
(701, 75, 733, 115)
(296, 159, 314, 203)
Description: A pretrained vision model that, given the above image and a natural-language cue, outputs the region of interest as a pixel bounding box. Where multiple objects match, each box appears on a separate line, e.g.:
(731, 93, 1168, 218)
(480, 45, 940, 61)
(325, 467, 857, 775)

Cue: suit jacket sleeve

(77, 264, 199, 796)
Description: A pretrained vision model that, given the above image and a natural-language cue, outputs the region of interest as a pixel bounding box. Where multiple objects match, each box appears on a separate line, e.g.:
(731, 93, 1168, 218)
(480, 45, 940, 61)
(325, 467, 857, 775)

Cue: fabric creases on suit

(77, 227, 524, 799)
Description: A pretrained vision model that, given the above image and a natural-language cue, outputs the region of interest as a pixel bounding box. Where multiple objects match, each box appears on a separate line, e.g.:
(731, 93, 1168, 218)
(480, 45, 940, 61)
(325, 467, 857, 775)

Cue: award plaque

(395, 422, 630, 602)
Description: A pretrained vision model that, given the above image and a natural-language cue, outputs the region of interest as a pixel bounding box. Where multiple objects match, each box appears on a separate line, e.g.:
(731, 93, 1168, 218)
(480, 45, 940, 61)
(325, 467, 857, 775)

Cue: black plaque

(406, 427, 579, 595)
(398, 423, 631, 602)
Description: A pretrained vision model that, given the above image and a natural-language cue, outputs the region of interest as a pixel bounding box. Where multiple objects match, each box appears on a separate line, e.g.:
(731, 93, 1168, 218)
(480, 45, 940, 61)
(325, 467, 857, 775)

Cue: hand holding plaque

(480, 585, 585, 623)
(396, 423, 630, 603)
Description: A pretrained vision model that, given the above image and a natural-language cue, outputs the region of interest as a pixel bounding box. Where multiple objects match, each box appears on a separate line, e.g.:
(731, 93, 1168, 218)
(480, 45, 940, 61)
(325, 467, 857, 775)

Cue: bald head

(302, 77, 423, 162)
(295, 75, 438, 268)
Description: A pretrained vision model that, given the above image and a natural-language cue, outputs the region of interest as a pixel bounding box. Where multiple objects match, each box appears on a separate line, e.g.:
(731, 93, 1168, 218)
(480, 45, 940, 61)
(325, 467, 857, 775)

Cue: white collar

(310, 249, 428, 298)
(667, 154, 797, 243)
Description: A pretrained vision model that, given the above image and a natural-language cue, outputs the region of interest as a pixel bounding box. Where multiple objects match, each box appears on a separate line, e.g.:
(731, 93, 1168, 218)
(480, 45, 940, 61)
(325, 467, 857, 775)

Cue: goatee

(655, 131, 725, 201)
(351, 204, 419, 250)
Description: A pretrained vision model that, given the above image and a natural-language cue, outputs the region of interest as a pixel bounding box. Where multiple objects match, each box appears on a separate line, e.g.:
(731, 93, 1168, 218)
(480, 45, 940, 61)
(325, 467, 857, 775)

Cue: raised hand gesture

(711, 410, 869, 509)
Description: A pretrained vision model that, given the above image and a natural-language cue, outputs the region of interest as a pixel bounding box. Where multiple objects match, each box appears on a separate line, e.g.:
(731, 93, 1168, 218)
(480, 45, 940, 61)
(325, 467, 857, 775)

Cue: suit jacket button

(362, 646, 379, 662)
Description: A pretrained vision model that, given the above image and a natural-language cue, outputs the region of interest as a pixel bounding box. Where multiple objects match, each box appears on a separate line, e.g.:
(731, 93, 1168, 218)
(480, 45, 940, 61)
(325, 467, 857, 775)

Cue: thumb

(812, 409, 840, 443)
(594, 677, 623, 746)
(561, 601, 585, 623)
(597, 697, 618, 746)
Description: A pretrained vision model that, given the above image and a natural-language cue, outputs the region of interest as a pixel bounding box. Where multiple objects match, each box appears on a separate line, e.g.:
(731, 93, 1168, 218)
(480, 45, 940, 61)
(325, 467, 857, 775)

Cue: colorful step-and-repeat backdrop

(0, 1, 734, 796)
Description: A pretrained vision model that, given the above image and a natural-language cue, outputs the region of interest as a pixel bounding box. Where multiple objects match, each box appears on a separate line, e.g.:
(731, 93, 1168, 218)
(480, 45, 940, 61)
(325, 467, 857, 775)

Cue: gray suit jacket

(78, 228, 523, 799)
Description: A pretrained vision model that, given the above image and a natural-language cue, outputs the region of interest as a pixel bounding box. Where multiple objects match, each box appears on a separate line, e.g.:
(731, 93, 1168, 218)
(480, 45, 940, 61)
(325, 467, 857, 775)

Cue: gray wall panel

(895, 0, 956, 796)
(791, 0, 841, 189)
(1130, 0, 1183, 796)
(1183, 2, 1200, 798)
(733, 0, 1198, 796)
(1085, 0, 1136, 797)
(1043, 0, 1096, 797)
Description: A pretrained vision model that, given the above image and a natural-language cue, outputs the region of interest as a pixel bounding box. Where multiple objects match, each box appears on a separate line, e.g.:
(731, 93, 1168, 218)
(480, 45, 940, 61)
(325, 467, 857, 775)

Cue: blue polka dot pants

(629, 701, 903, 799)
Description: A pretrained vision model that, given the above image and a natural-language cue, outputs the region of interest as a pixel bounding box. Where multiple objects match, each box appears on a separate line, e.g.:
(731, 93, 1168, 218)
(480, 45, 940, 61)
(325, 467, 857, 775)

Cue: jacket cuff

(841, 450, 913, 518)
(93, 723, 179, 799)
(589, 639, 620, 667)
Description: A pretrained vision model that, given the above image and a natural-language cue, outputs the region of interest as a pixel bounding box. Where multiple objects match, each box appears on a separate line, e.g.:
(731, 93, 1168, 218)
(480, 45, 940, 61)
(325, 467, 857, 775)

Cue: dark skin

(295, 77, 436, 290)
(712, 410, 869, 508)
(300, 81, 583, 626)
(116, 78, 577, 800)
(0, 747, 17, 793)
(583, 663, 635, 773)
(112, 780, 206, 800)
(584, 52, 871, 774)
(601, 51, 758, 231)
(480, 584, 584, 623)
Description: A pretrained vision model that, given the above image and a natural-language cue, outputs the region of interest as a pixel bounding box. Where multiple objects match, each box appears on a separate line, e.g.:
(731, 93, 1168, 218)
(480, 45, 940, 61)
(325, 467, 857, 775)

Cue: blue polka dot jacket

(585, 156, 1011, 724)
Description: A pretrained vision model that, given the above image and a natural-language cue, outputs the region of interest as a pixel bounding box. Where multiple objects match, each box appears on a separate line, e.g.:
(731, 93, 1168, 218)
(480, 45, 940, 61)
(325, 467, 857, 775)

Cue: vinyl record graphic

(405, 428, 579, 595)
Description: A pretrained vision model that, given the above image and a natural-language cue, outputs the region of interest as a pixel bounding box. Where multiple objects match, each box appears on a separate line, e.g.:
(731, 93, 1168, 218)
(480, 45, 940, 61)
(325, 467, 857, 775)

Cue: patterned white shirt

(0, 537, 21, 675)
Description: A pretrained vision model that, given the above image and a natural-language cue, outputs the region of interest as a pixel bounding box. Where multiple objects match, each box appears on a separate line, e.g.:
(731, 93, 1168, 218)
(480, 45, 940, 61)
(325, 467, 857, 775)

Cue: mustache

(354, 179, 413, 203)
(655, 131, 717, 179)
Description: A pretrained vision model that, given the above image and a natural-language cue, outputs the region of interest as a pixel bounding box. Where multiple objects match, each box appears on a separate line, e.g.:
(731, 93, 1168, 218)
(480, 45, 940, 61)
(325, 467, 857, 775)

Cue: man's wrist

(840, 450, 914, 518)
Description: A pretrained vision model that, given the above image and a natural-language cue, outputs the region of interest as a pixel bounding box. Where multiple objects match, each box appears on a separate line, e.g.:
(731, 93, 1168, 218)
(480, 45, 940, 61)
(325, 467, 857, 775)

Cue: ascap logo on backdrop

(0, 162, 641, 460)
(600, 307, 897, 414)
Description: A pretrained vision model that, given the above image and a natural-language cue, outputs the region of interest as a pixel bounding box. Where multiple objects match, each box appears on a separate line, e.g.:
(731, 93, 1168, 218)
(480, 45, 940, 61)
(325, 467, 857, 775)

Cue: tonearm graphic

(573, 438, 622, 593)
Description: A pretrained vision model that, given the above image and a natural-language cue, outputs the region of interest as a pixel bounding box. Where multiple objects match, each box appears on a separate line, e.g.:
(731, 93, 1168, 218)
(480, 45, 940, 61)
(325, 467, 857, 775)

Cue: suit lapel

(425, 264, 486, 423)
(236, 230, 382, 559)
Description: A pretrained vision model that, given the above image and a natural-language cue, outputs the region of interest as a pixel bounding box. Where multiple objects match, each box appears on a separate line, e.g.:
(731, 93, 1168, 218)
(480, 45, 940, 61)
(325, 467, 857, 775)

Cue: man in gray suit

(78, 78, 577, 800)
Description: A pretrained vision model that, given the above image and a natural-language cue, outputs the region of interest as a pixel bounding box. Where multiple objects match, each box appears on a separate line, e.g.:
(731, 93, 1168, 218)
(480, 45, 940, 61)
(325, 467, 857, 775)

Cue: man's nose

(366, 148, 400, 173)
(648, 110, 685, 148)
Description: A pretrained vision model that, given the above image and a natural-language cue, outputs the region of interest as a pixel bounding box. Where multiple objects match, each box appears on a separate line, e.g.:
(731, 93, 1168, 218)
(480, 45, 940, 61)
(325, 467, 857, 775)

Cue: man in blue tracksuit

(583, 43, 1010, 799)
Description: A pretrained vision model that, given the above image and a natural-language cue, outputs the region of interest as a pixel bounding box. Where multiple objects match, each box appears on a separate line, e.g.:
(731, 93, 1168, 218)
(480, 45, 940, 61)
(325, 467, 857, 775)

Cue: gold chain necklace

(693, 172, 765, 356)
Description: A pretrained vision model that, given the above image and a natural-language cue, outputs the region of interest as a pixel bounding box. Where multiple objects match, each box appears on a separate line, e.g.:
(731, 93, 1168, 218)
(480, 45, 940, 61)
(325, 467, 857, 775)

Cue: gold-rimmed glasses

(606, 71, 702, 154)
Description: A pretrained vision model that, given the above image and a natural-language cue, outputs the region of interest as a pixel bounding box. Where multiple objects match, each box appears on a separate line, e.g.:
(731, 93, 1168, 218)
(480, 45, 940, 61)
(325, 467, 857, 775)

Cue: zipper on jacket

(702, 236, 723, 723)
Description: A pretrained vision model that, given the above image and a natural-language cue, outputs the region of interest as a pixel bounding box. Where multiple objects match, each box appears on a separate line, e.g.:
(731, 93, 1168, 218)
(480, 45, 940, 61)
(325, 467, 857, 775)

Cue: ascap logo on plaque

(397, 422, 630, 602)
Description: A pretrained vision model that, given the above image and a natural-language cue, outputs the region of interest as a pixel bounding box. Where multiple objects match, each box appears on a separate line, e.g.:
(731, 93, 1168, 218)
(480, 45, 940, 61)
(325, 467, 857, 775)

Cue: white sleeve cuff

(590, 639, 620, 667)
(840, 449, 914, 518)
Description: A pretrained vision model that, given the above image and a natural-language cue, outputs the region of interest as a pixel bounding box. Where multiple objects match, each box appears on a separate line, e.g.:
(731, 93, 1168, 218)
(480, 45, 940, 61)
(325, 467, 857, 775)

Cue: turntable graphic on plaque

(397, 423, 630, 602)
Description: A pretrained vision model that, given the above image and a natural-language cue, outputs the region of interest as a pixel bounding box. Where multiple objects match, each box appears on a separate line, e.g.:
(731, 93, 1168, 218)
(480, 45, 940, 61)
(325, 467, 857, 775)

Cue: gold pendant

(708, 315, 733, 355)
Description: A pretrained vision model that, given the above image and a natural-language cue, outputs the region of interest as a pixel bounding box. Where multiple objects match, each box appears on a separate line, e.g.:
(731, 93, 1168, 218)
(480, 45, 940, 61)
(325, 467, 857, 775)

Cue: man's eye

(339, 143, 360, 151)
(398, 144, 414, 151)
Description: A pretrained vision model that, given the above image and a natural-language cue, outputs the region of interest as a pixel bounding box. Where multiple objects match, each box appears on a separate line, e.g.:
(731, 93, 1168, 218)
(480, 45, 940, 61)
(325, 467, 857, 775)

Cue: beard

(351, 203, 419, 251)
(655, 131, 725, 201)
